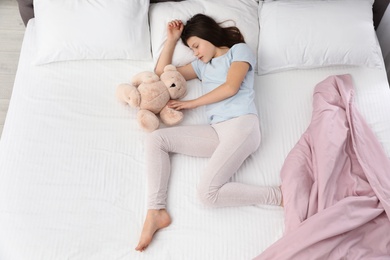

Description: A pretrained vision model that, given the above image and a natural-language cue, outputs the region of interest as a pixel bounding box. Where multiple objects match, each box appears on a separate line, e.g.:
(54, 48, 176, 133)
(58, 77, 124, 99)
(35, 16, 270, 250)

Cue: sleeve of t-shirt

(231, 43, 256, 71)
(191, 59, 204, 80)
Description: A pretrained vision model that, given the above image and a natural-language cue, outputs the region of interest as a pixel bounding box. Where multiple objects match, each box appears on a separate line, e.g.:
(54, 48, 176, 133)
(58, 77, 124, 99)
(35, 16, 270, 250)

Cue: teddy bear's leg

(116, 83, 141, 107)
(160, 105, 184, 126)
(138, 109, 160, 132)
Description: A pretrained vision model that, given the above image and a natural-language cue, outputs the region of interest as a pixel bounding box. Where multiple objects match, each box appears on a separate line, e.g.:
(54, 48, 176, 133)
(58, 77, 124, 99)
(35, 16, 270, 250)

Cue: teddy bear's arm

(116, 83, 141, 108)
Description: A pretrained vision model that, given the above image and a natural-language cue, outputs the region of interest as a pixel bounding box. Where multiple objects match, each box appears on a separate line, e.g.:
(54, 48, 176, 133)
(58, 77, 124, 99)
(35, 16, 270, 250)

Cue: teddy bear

(116, 64, 187, 132)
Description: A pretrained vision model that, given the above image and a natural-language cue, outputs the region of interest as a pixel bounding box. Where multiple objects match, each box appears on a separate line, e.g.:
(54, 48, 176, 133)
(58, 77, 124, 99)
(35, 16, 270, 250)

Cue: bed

(0, 0, 389, 259)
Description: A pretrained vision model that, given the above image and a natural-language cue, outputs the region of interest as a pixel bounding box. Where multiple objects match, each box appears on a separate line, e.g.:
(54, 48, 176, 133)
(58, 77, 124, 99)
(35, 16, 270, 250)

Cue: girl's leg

(198, 114, 282, 207)
(146, 125, 219, 209)
(136, 125, 219, 251)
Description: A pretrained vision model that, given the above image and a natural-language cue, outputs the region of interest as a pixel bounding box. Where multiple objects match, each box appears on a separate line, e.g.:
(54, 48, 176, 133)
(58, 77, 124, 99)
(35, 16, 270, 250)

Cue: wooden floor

(0, 0, 25, 139)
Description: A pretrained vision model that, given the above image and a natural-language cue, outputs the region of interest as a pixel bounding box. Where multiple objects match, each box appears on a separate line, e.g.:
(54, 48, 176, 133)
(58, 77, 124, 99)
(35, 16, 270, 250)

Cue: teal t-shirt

(191, 43, 258, 124)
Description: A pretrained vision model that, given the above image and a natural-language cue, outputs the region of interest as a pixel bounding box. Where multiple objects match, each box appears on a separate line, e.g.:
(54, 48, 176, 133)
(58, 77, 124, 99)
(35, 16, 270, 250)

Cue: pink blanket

(255, 74, 390, 259)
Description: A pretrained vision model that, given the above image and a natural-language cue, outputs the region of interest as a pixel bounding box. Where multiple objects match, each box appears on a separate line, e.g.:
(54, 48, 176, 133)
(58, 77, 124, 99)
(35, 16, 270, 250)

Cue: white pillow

(33, 0, 152, 65)
(257, 0, 384, 75)
(149, 0, 259, 68)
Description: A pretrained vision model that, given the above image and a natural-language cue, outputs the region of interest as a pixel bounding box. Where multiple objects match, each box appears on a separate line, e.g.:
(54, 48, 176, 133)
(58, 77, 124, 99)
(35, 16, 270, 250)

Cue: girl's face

(187, 36, 217, 63)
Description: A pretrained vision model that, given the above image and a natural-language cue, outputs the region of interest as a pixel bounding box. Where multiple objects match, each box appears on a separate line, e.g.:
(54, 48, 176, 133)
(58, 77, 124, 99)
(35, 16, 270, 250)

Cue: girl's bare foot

(135, 209, 171, 252)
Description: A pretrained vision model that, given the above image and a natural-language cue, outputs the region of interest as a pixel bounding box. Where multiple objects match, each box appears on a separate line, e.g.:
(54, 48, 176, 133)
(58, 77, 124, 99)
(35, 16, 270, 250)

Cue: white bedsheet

(0, 20, 389, 260)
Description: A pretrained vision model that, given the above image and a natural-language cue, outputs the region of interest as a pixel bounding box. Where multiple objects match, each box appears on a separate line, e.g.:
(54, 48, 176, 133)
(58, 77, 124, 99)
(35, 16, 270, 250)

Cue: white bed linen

(0, 20, 390, 260)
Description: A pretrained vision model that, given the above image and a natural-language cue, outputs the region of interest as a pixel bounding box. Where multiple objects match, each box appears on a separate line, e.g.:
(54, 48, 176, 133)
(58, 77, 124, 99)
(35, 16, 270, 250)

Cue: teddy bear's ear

(163, 64, 177, 72)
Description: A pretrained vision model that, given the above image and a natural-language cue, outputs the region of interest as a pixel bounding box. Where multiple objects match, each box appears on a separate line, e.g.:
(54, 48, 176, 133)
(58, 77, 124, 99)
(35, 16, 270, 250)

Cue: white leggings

(145, 114, 281, 209)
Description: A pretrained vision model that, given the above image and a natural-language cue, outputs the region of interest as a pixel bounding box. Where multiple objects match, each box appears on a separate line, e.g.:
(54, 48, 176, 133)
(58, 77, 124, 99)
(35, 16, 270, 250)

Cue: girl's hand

(168, 99, 197, 110)
(167, 20, 184, 42)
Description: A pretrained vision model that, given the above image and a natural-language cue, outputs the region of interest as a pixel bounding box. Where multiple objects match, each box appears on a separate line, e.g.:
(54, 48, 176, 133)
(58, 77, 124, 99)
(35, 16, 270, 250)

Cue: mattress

(0, 18, 390, 260)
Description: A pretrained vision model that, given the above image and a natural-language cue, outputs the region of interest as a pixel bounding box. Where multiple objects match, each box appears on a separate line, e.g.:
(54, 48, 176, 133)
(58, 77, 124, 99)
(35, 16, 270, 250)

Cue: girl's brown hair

(181, 14, 245, 48)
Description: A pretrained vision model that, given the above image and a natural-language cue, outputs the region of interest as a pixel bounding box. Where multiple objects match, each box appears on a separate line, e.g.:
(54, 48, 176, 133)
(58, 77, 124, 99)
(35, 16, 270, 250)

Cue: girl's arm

(168, 61, 250, 110)
(155, 20, 197, 81)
